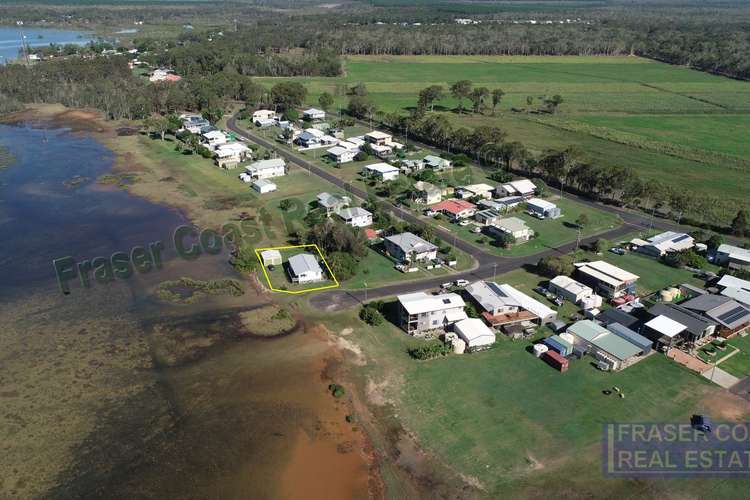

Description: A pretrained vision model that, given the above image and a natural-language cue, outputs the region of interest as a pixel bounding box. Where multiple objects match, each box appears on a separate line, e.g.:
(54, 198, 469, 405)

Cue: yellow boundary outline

(255, 244, 340, 295)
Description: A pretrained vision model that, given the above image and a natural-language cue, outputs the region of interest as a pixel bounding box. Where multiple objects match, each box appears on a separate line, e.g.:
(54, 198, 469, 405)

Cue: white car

(454, 279, 469, 287)
(458, 220, 470, 226)
(440, 282, 453, 289)
(238, 173, 253, 183)
(471, 226, 482, 234)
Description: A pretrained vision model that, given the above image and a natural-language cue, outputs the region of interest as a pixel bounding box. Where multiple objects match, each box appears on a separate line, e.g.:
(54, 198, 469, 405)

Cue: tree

(593, 238, 609, 254)
(347, 95, 376, 120)
(497, 231, 515, 248)
(318, 91, 334, 112)
(450, 80, 472, 113)
(491, 88, 505, 115)
(526, 96, 534, 110)
(270, 82, 307, 111)
(731, 210, 749, 237)
(544, 94, 564, 114)
(359, 305, 384, 326)
(417, 85, 444, 112)
(536, 255, 574, 278)
(576, 213, 590, 228)
(469, 86, 490, 114)
(143, 115, 168, 140)
(706, 234, 724, 250)
(350, 82, 368, 96)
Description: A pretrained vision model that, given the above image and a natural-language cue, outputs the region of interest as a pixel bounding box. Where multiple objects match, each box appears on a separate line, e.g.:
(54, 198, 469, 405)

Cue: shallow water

(0, 123, 372, 499)
(0, 26, 94, 63)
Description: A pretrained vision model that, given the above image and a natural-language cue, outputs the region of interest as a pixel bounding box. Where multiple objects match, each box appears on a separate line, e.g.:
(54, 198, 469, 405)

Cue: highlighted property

(255, 244, 340, 294)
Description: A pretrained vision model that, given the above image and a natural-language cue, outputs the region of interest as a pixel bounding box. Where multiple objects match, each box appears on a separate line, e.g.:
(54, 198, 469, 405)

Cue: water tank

(452, 339, 466, 354)
(533, 343, 549, 358)
(660, 289, 674, 302)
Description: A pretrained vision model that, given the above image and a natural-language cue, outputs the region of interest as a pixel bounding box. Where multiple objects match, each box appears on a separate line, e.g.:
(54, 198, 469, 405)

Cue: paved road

(226, 114, 704, 311)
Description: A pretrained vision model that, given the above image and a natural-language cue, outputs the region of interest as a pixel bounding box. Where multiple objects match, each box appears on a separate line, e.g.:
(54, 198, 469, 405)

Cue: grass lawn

(719, 334, 750, 378)
(582, 250, 706, 295)
(321, 301, 740, 498)
(259, 246, 338, 293)
(256, 55, 750, 211)
(433, 196, 621, 257)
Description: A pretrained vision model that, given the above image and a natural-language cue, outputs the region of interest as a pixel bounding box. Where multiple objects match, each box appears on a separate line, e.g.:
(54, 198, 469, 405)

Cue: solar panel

(717, 306, 750, 325)
(673, 234, 691, 243)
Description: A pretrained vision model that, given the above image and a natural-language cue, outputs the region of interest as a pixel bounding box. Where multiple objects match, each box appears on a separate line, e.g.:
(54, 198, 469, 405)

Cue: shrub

(328, 383, 345, 398)
(359, 305, 384, 326)
(408, 340, 452, 360)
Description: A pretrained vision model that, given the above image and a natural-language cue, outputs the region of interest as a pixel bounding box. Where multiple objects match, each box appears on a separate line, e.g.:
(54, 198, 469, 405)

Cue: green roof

(568, 320, 642, 360)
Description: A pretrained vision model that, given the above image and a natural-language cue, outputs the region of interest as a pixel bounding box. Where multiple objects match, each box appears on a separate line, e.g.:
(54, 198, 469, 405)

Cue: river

(0, 26, 94, 63)
(0, 122, 373, 499)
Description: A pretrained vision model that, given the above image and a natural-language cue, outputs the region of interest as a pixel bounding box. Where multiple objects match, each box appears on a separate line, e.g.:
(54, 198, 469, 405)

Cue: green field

(257, 55, 750, 209)
(327, 303, 749, 499)
(719, 334, 750, 379)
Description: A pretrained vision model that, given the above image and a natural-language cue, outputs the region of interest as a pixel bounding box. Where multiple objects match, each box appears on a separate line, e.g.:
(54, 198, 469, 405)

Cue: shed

(260, 249, 282, 267)
(606, 322, 652, 354)
(544, 335, 573, 357)
(454, 318, 496, 351)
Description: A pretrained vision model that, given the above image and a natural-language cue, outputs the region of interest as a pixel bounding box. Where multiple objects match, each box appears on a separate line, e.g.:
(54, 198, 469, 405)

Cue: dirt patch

(701, 386, 750, 420)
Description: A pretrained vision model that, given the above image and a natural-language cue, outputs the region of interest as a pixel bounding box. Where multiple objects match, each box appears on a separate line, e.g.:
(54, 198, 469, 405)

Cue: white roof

(398, 292, 465, 315)
(550, 275, 592, 296)
(215, 142, 249, 157)
(460, 183, 495, 194)
(454, 318, 496, 346)
(527, 197, 557, 210)
(253, 109, 274, 116)
(247, 158, 285, 171)
(575, 260, 639, 286)
(347, 136, 366, 146)
(465, 281, 554, 319)
(338, 207, 371, 219)
(718, 274, 750, 290)
(365, 162, 398, 174)
(252, 179, 276, 189)
(303, 128, 325, 138)
(369, 143, 392, 153)
(304, 108, 325, 115)
(202, 130, 226, 140)
(365, 130, 391, 140)
(718, 275, 750, 306)
(327, 146, 352, 157)
(494, 217, 529, 233)
(337, 140, 360, 151)
(288, 253, 322, 276)
(260, 249, 281, 260)
(646, 231, 694, 252)
(502, 179, 536, 194)
(645, 315, 687, 338)
(718, 244, 750, 263)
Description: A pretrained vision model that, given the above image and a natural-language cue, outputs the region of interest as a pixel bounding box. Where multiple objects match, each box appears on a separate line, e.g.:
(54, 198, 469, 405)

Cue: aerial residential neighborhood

(5, 1, 750, 497)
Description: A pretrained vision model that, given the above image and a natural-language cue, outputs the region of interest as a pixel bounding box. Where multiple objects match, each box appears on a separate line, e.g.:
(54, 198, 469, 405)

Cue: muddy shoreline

(0, 105, 383, 499)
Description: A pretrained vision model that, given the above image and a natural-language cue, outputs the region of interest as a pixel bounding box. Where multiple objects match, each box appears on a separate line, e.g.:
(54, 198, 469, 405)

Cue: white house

(632, 231, 695, 258)
(454, 318, 496, 351)
(252, 109, 276, 123)
(421, 155, 452, 171)
(363, 163, 399, 181)
(464, 280, 557, 326)
(526, 198, 561, 219)
(414, 181, 442, 204)
(252, 179, 277, 194)
(317, 192, 351, 216)
(326, 145, 357, 164)
(549, 275, 601, 309)
(260, 249, 282, 267)
(214, 142, 251, 169)
(488, 217, 533, 242)
(245, 158, 286, 179)
(456, 183, 495, 200)
(716, 244, 750, 270)
(288, 253, 324, 284)
(496, 179, 537, 199)
(303, 108, 326, 120)
(384, 232, 438, 262)
(397, 292, 467, 334)
(296, 128, 326, 147)
(364, 131, 393, 146)
(337, 207, 373, 228)
(201, 129, 228, 148)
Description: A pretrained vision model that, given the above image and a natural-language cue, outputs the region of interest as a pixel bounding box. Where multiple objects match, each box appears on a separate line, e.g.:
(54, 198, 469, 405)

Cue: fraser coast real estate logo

(603, 421, 750, 478)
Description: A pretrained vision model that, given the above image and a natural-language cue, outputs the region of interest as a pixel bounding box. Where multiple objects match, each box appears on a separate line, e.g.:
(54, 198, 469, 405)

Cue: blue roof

(607, 323, 652, 354)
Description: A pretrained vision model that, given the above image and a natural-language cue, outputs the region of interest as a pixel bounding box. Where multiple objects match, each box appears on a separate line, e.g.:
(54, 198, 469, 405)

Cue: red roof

(432, 198, 476, 215)
(365, 228, 379, 240)
(165, 74, 182, 82)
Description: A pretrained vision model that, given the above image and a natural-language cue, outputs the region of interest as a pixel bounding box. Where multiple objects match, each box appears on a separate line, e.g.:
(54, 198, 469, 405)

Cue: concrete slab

(702, 366, 741, 389)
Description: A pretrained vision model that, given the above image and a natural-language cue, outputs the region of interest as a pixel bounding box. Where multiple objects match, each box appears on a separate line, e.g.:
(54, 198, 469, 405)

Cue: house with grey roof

(567, 320, 645, 371)
(317, 192, 351, 216)
(384, 232, 438, 263)
(715, 244, 750, 270)
(631, 231, 694, 258)
(646, 303, 717, 344)
(421, 155, 452, 171)
(397, 292, 467, 334)
(680, 294, 750, 338)
(287, 253, 324, 284)
(336, 207, 372, 228)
